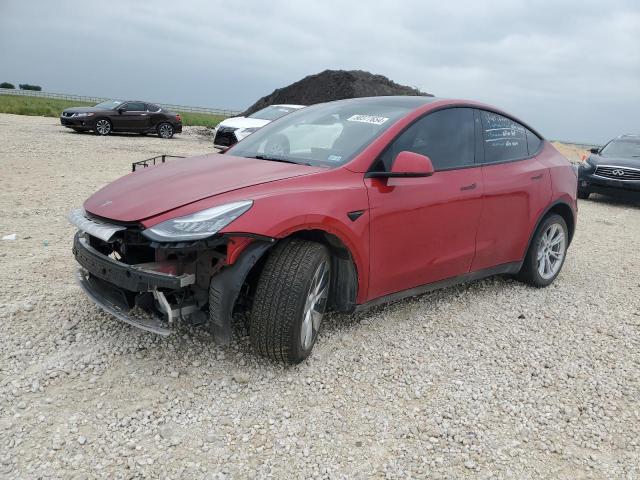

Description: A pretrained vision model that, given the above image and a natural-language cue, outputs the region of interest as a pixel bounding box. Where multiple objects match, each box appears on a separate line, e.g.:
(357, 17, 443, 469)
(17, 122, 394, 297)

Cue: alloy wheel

(537, 222, 566, 280)
(96, 119, 111, 135)
(159, 124, 173, 138)
(300, 259, 330, 350)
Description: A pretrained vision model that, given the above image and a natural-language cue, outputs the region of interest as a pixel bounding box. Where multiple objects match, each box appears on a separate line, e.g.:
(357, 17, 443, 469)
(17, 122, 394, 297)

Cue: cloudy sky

(1, 0, 638, 143)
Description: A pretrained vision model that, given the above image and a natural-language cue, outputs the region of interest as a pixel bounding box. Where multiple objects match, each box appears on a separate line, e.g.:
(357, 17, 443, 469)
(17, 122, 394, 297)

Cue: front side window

(375, 107, 475, 172)
(123, 102, 145, 112)
(480, 111, 528, 163)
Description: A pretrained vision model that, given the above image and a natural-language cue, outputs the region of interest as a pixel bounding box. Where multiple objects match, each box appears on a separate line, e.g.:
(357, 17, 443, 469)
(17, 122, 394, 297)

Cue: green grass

(179, 111, 225, 128)
(0, 95, 93, 117)
(0, 95, 227, 127)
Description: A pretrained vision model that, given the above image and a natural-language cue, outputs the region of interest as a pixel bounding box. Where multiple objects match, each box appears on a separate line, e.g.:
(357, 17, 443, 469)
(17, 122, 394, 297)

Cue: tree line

(0, 82, 42, 91)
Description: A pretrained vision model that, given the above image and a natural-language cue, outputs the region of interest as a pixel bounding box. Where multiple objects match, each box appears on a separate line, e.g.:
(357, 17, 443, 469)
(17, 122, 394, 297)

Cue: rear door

(366, 107, 484, 300)
(471, 110, 551, 271)
(116, 101, 149, 131)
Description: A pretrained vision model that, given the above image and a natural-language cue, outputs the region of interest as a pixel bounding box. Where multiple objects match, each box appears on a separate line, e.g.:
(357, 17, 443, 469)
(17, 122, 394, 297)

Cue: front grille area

(595, 165, 640, 181)
(214, 127, 238, 147)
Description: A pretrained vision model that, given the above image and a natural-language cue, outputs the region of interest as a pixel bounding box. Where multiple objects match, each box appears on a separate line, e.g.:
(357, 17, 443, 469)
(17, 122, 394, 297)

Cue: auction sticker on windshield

(347, 114, 389, 125)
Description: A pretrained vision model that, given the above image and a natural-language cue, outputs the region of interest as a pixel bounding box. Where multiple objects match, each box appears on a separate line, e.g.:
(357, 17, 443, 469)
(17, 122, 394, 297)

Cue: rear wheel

(250, 239, 331, 363)
(517, 214, 568, 287)
(157, 122, 174, 139)
(94, 118, 111, 136)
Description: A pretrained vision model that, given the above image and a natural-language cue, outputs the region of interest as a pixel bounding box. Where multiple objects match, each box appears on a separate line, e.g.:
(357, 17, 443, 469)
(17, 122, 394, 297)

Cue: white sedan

(213, 104, 305, 149)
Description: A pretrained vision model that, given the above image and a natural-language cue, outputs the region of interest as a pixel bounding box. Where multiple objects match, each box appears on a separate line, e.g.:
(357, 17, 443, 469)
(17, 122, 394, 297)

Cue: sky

(1, 0, 638, 143)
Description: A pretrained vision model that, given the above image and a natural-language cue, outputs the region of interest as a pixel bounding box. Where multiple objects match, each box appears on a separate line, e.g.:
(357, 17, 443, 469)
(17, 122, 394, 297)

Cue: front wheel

(94, 118, 111, 136)
(250, 239, 331, 364)
(157, 122, 174, 139)
(517, 214, 568, 287)
(577, 190, 590, 200)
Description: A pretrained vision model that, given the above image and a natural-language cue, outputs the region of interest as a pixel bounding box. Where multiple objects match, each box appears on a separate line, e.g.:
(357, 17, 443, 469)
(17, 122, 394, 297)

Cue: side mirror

(117, 108, 125, 114)
(366, 151, 434, 178)
(589, 147, 599, 154)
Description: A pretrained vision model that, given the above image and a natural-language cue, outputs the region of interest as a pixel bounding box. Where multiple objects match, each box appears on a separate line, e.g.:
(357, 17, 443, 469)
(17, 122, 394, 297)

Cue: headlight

(74, 112, 94, 117)
(142, 200, 253, 242)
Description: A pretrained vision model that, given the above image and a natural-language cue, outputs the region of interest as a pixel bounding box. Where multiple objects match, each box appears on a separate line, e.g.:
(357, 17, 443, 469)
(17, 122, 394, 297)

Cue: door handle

(460, 183, 477, 191)
(531, 174, 543, 180)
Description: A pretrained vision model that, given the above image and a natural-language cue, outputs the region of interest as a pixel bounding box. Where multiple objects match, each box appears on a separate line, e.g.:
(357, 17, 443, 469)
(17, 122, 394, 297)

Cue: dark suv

(578, 134, 640, 199)
(60, 100, 182, 138)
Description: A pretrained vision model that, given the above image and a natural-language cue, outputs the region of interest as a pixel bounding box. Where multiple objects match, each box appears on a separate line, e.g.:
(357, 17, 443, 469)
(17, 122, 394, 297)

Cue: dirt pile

(242, 69, 432, 116)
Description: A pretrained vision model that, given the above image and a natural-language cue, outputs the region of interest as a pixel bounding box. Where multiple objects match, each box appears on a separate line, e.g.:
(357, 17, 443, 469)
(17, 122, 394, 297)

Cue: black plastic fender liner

(208, 240, 274, 345)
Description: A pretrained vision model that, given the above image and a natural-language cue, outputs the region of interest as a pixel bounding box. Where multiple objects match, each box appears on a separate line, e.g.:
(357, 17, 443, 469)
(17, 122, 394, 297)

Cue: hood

(218, 116, 270, 130)
(62, 106, 111, 114)
(83, 153, 324, 222)
(589, 154, 640, 169)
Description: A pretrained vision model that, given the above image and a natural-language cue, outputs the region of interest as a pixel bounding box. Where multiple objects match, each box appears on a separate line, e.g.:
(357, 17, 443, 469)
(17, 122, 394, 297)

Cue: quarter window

(526, 129, 542, 155)
(480, 111, 528, 163)
(376, 107, 475, 171)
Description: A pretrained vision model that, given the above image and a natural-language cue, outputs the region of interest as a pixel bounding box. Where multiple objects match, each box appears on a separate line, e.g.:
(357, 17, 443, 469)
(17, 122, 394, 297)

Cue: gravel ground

(1, 113, 639, 479)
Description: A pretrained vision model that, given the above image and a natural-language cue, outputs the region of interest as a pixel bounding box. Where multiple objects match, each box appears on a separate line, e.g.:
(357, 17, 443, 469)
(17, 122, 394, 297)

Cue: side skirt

(355, 261, 522, 312)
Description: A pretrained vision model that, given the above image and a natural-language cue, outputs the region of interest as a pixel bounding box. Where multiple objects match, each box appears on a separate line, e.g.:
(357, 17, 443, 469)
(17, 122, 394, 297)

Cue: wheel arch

(523, 200, 576, 262)
(284, 229, 359, 313)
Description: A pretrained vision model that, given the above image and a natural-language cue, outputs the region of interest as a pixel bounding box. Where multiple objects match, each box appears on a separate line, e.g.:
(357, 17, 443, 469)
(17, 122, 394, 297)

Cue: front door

(115, 101, 149, 131)
(366, 107, 484, 301)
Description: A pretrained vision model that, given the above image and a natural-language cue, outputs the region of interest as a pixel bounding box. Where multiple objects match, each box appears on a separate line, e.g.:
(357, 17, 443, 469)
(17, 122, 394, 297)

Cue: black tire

(577, 190, 590, 200)
(263, 134, 290, 156)
(94, 118, 111, 136)
(157, 122, 174, 139)
(517, 213, 568, 288)
(250, 239, 331, 364)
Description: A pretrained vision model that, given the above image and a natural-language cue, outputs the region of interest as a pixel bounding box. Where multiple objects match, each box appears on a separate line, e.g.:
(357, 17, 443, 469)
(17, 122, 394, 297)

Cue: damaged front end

(69, 209, 273, 341)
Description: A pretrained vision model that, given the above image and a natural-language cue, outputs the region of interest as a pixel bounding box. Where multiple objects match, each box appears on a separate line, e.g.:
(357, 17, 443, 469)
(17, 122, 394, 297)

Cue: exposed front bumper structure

(76, 268, 174, 335)
(70, 208, 274, 340)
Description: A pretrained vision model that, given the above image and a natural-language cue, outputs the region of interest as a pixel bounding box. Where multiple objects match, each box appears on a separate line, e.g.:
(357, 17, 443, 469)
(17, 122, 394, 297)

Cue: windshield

(228, 100, 413, 167)
(600, 139, 640, 158)
(249, 105, 299, 121)
(94, 99, 123, 110)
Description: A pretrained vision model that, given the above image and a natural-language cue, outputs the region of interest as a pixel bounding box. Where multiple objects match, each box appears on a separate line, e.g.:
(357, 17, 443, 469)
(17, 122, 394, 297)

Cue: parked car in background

(213, 104, 304, 148)
(68, 96, 577, 364)
(60, 100, 182, 138)
(578, 134, 640, 199)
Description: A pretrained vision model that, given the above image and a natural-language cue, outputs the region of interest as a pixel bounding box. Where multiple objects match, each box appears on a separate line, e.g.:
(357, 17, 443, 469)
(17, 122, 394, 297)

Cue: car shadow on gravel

(585, 193, 640, 209)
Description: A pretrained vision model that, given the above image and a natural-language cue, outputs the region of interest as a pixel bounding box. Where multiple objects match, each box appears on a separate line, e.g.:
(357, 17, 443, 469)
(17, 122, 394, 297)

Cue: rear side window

(377, 107, 475, 171)
(480, 110, 528, 163)
(124, 102, 145, 111)
(526, 129, 542, 155)
(146, 103, 161, 112)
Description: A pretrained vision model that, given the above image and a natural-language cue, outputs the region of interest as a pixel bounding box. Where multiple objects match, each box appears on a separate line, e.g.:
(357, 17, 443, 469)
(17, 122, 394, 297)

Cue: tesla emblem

(612, 169, 625, 176)
(100, 200, 113, 207)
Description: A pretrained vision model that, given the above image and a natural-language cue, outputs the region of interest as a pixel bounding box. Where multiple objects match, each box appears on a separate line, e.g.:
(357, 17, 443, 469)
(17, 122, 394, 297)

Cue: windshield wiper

(249, 155, 311, 166)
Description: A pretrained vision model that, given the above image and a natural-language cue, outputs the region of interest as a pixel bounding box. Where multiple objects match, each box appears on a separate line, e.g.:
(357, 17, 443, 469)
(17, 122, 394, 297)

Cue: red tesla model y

(69, 96, 577, 363)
